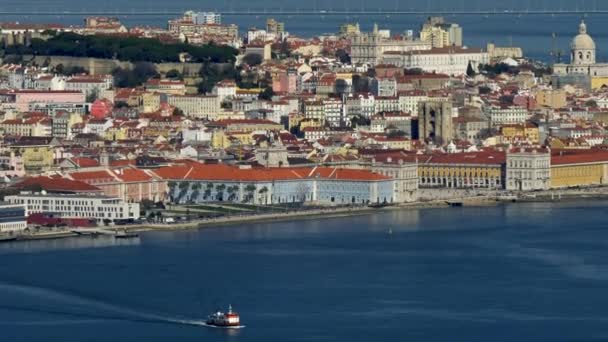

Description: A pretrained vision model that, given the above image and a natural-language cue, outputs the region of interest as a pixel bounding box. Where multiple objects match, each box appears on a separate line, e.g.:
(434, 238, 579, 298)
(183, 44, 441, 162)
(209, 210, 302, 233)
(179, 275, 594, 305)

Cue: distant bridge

(1, 10, 608, 17)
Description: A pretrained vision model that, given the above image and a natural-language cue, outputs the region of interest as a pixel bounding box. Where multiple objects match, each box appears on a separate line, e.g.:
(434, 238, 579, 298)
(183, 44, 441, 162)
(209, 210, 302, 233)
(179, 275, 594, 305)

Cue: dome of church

(571, 21, 596, 51)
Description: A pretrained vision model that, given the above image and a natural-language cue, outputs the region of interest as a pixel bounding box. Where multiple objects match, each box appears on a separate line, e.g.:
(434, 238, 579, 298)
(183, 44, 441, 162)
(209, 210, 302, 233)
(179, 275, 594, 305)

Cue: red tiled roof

(152, 164, 389, 182)
(110, 159, 135, 167)
(112, 168, 153, 182)
(551, 149, 608, 165)
(418, 151, 506, 165)
(69, 170, 116, 183)
(15, 176, 102, 193)
(71, 157, 100, 168)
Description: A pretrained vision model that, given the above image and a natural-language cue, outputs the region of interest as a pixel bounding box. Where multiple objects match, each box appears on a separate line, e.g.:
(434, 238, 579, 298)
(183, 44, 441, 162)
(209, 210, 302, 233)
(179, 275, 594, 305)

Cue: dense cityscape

(2, 6, 608, 341)
(0, 12, 606, 233)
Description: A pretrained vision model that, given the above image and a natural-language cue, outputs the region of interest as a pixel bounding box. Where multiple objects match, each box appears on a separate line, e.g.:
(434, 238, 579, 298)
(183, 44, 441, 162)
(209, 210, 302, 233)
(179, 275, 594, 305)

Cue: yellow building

(11, 137, 56, 173)
(550, 150, 608, 188)
(299, 118, 323, 130)
(211, 131, 236, 149)
(142, 92, 162, 113)
(215, 110, 246, 121)
(500, 123, 540, 144)
(417, 151, 505, 189)
(535, 89, 567, 109)
(340, 23, 360, 36)
(104, 125, 129, 141)
(227, 131, 254, 146)
(591, 76, 608, 90)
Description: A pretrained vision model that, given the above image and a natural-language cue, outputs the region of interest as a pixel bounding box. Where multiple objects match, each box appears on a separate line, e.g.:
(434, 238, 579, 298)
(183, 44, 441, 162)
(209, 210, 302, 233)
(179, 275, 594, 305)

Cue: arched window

(579, 52, 584, 60)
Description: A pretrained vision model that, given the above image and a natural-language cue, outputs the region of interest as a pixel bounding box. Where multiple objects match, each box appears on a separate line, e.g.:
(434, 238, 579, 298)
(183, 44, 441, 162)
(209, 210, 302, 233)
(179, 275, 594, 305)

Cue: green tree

(165, 69, 183, 80)
(259, 87, 274, 100)
(242, 53, 263, 66)
(335, 49, 351, 64)
(86, 88, 99, 103)
(466, 61, 476, 77)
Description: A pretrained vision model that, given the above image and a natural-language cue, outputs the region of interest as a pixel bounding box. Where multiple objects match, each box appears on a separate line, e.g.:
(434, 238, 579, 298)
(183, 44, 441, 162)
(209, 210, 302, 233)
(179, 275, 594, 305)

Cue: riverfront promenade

(4, 186, 608, 243)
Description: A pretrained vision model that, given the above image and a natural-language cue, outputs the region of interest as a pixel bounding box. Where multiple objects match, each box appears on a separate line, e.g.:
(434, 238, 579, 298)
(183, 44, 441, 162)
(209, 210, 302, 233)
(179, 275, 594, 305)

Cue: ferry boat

(114, 230, 139, 239)
(206, 305, 241, 328)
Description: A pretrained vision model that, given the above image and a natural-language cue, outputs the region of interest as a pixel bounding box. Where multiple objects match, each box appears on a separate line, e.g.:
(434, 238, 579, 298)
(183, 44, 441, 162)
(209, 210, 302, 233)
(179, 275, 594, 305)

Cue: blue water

(1, 201, 608, 341)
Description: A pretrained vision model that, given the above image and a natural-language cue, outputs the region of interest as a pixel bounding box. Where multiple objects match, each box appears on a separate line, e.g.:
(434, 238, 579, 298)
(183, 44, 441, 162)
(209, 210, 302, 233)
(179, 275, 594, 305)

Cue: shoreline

(6, 190, 608, 242)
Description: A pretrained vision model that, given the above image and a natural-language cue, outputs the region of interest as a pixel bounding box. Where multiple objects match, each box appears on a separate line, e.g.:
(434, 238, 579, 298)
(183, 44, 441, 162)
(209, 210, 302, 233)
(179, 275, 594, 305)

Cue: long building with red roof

(153, 163, 395, 205)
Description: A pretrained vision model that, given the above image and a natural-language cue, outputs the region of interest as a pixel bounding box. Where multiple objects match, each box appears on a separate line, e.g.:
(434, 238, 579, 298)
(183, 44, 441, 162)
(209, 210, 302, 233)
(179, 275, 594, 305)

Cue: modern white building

(6, 192, 140, 223)
(190, 11, 222, 25)
(0, 203, 27, 233)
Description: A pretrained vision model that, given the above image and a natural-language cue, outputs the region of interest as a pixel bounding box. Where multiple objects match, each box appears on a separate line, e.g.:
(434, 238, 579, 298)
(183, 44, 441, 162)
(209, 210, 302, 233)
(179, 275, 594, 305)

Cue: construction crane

(550, 32, 564, 64)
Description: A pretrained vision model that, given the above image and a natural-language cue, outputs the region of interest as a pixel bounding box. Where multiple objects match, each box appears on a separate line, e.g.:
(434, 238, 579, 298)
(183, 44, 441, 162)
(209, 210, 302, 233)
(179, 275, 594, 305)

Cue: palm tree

(203, 182, 214, 200)
(227, 185, 238, 202)
(244, 184, 257, 203)
(259, 186, 269, 205)
(215, 184, 227, 201)
(177, 181, 190, 203)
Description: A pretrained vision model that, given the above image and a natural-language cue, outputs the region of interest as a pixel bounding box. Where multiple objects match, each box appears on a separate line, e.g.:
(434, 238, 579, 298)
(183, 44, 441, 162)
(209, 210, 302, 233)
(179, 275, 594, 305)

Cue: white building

(382, 47, 489, 75)
(167, 95, 220, 119)
(398, 91, 428, 115)
(506, 148, 551, 191)
(190, 11, 222, 25)
(212, 80, 237, 103)
(487, 106, 529, 126)
(6, 192, 140, 223)
(0, 203, 27, 233)
(553, 21, 608, 77)
(323, 98, 344, 127)
(350, 24, 432, 65)
(371, 77, 397, 97)
(64, 75, 113, 98)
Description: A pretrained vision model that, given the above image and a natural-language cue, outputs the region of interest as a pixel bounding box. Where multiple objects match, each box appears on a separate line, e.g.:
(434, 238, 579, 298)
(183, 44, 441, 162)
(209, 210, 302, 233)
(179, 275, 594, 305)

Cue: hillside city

(0, 12, 606, 234)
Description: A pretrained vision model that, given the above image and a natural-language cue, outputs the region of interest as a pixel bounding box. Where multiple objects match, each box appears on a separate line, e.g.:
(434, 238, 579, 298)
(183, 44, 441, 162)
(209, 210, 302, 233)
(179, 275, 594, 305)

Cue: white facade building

(167, 95, 220, 119)
(553, 21, 608, 77)
(6, 193, 140, 223)
(382, 47, 489, 75)
(0, 203, 27, 233)
(487, 106, 530, 126)
(506, 148, 551, 191)
(350, 24, 432, 65)
(371, 77, 397, 97)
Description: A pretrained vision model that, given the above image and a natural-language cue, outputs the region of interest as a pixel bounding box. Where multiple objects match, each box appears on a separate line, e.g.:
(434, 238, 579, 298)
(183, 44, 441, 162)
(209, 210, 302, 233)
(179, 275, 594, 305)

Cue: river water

(1, 201, 608, 341)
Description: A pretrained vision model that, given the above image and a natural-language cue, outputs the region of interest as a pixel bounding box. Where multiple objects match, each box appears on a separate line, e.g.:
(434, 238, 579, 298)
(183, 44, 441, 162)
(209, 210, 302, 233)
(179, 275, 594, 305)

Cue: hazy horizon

(0, 0, 607, 12)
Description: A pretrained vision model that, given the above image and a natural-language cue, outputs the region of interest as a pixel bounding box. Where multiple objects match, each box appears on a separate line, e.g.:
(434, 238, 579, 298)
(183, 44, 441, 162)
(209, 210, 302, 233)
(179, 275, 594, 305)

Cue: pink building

(14, 90, 86, 112)
(272, 71, 297, 94)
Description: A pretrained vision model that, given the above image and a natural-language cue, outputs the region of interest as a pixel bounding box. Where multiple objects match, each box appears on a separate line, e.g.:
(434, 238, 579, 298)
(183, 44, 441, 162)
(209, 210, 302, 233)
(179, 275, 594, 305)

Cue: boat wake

(0, 280, 241, 329)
